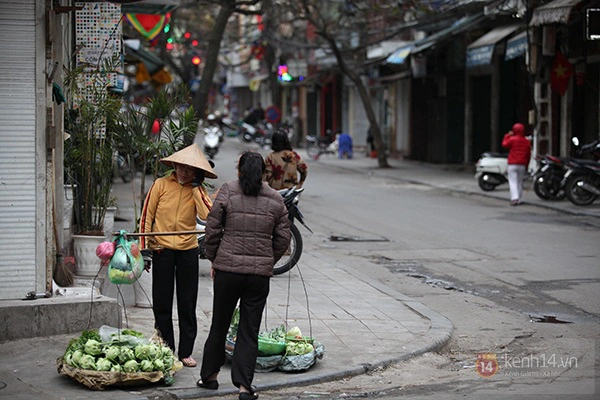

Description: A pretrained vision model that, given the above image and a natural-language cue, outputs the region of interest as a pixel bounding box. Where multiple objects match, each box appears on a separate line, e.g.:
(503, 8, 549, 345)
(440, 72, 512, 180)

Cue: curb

(166, 266, 454, 400)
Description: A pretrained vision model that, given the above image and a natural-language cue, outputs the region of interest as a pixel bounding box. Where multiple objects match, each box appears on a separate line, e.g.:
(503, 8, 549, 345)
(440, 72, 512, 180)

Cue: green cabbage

(285, 341, 314, 355)
(160, 346, 173, 358)
(140, 359, 154, 372)
(63, 351, 73, 366)
(96, 357, 112, 371)
(84, 339, 104, 356)
(134, 344, 159, 360)
(110, 364, 122, 372)
(104, 345, 121, 362)
(162, 355, 173, 370)
(286, 326, 302, 337)
(153, 358, 165, 371)
(78, 354, 96, 370)
(71, 349, 84, 366)
(117, 347, 135, 364)
(123, 359, 139, 372)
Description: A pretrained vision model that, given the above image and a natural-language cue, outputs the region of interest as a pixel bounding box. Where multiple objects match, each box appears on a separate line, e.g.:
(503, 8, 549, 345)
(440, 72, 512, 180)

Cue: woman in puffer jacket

(197, 151, 291, 400)
(502, 122, 532, 206)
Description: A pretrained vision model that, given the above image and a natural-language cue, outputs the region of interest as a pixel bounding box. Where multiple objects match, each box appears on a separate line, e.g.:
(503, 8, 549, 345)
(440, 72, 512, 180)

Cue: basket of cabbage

(57, 326, 182, 390)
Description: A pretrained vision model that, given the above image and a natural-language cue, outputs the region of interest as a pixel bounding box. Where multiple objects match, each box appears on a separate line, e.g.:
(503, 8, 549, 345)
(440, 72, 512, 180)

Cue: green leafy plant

(64, 57, 121, 235)
(112, 84, 198, 230)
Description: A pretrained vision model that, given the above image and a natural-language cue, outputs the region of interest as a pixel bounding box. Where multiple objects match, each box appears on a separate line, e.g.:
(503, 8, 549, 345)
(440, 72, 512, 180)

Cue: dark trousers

(200, 270, 270, 390)
(152, 248, 199, 359)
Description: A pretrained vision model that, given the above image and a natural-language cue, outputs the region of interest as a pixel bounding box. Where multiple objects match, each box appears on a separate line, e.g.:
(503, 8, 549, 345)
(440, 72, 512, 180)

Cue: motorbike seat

(481, 152, 508, 158)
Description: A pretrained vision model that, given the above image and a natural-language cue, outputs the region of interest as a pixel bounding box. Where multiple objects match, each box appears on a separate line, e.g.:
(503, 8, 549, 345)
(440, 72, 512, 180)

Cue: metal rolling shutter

(0, 0, 38, 299)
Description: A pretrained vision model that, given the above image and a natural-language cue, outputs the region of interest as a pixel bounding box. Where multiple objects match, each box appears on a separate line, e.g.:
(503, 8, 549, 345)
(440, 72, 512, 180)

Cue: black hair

(238, 151, 265, 196)
(271, 131, 292, 152)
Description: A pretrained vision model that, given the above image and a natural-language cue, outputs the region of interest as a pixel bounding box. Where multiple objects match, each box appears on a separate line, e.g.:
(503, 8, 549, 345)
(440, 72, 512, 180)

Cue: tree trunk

(190, 0, 236, 143)
(327, 39, 389, 168)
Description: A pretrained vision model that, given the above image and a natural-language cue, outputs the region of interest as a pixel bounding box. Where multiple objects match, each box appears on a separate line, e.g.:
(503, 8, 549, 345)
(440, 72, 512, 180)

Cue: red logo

(476, 353, 499, 378)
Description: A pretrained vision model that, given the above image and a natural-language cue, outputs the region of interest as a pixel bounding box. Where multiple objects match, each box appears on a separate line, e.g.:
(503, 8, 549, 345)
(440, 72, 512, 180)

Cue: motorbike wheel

(477, 174, 497, 191)
(273, 223, 302, 275)
(543, 172, 567, 201)
(565, 174, 598, 206)
(533, 175, 549, 200)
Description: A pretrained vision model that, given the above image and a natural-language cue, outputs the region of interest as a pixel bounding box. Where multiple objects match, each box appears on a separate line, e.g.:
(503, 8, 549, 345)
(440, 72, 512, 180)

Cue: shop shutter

(0, 0, 38, 299)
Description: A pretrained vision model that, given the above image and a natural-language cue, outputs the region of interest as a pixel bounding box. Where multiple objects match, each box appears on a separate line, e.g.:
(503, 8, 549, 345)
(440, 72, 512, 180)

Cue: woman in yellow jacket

(139, 144, 217, 368)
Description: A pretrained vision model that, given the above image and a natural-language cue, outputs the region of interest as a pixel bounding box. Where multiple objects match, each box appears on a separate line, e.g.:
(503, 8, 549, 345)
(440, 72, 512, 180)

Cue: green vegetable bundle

(62, 329, 178, 377)
(108, 232, 144, 284)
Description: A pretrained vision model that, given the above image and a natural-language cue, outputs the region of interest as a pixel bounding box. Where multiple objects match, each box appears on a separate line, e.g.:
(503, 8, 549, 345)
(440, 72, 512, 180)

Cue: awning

(529, 0, 584, 26)
(386, 44, 414, 64)
(385, 13, 486, 65)
(412, 13, 486, 54)
(505, 30, 527, 60)
(466, 24, 521, 68)
(369, 40, 410, 60)
(124, 39, 165, 75)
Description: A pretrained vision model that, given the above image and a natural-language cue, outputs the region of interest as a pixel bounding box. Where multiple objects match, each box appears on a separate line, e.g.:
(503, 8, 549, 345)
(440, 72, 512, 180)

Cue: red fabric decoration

(550, 52, 573, 96)
(125, 13, 170, 41)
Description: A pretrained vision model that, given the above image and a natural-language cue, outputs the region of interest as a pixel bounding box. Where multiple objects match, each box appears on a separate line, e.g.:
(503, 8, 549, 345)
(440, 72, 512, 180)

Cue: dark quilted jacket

(204, 181, 291, 277)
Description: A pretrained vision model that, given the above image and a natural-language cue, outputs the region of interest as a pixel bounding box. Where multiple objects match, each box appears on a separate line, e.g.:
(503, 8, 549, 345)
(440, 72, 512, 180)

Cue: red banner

(550, 51, 573, 96)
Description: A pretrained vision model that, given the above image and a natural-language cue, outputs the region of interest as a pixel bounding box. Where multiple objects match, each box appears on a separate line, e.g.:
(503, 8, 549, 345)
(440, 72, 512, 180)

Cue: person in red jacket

(502, 123, 531, 206)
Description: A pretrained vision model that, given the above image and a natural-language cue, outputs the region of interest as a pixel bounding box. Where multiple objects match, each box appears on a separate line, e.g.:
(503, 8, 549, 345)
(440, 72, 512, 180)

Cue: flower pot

(134, 270, 153, 308)
(72, 234, 105, 277)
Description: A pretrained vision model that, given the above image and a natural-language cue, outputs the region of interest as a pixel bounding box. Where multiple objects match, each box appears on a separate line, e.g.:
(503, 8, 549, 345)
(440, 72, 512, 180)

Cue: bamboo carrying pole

(111, 230, 204, 237)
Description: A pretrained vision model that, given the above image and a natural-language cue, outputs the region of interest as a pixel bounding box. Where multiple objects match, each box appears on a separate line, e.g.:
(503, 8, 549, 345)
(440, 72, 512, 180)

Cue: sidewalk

(313, 151, 600, 220)
(1, 148, 598, 400)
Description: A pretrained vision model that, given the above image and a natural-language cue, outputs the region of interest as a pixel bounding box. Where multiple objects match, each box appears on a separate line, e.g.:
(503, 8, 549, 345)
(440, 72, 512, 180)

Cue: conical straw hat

(160, 143, 218, 179)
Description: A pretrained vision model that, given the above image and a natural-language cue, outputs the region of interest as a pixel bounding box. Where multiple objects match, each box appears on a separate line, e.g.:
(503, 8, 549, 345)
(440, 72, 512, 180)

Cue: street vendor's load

(57, 326, 182, 390)
(96, 231, 144, 284)
(227, 318, 325, 372)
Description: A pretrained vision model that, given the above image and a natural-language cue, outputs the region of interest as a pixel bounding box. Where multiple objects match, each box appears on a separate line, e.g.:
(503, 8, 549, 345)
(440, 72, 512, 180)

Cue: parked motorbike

(238, 121, 272, 147)
(562, 138, 600, 206)
(475, 151, 536, 191)
(306, 130, 338, 160)
(273, 186, 312, 275)
(532, 154, 568, 201)
(196, 186, 311, 275)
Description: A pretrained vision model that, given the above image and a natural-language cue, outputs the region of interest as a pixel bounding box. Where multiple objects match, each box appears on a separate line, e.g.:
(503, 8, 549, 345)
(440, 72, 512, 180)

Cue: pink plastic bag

(96, 241, 115, 261)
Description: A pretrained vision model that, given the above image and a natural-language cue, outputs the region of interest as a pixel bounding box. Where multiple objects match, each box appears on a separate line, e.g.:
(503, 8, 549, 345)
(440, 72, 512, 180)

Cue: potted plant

(64, 58, 122, 277)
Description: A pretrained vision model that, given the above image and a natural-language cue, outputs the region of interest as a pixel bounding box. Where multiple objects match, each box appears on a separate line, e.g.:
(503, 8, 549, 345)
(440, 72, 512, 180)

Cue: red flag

(550, 51, 573, 96)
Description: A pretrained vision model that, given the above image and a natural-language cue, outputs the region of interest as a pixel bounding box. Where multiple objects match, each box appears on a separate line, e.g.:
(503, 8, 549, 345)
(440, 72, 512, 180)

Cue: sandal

(180, 356, 197, 367)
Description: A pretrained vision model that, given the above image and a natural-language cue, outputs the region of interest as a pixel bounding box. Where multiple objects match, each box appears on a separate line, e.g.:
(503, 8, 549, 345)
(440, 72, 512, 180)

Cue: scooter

(535, 137, 600, 202)
(562, 137, 600, 206)
(306, 130, 338, 160)
(532, 154, 568, 201)
(475, 152, 536, 191)
(203, 125, 221, 159)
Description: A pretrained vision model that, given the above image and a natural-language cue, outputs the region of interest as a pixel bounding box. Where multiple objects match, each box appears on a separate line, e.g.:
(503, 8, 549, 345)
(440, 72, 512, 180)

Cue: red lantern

(152, 119, 160, 134)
